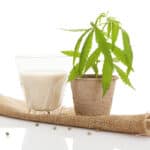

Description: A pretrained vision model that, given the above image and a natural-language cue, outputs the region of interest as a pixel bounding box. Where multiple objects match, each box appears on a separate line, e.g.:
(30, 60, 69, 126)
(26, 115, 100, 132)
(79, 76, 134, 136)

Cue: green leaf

(102, 44, 113, 96)
(85, 48, 101, 72)
(112, 46, 127, 65)
(61, 50, 80, 57)
(107, 43, 134, 71)
(112, 22, 119, 45)
(109, 44, 128, 66)
(92, 63, 99, 77)
(68, 64, 79, 81)
(102, 57, 113, 96)
(78, 30, 94, 74)
(60, 28, 90, 32)
(122, 29, 133, 74)
(107, 22, 112, 38)
(108, 17, 120, 24)
(95, 12, 108, 25)
(94, 26, 114, 95)
(114, 64, 134, 88)
(94, 27, 112, 64)
(113, 57, 119, 62)
(73, 29, 91, 65)
(94, 25, 106, 44)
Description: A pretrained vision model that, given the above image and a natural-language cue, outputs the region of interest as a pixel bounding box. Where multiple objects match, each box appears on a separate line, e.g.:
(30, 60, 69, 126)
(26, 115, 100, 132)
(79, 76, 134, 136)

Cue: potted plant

(61, 12, 134, 116)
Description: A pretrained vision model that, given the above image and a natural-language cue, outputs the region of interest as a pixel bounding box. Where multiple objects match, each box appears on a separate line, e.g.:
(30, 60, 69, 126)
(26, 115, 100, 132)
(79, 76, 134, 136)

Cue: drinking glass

(16, 55, 69, 112)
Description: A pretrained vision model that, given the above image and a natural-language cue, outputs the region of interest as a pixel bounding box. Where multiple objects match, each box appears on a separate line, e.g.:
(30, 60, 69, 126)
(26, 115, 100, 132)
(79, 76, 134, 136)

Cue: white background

(0, 0, 150, 114)
(1, 1, 150, 150)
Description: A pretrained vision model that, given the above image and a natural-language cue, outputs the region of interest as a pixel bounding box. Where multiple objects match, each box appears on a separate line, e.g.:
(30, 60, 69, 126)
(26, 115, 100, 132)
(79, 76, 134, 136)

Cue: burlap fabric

(0, 95, 150, 136)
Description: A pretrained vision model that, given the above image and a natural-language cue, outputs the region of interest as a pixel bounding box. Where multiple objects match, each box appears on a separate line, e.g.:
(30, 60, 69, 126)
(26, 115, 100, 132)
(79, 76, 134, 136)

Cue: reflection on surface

(22, 127, 67, 150)
(72, 132, 150, 150)
(0, 116, 150, 150)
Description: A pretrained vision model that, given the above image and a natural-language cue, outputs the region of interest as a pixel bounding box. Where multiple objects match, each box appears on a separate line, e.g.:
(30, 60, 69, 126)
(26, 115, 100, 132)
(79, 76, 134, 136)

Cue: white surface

(0, 116, 150, 150)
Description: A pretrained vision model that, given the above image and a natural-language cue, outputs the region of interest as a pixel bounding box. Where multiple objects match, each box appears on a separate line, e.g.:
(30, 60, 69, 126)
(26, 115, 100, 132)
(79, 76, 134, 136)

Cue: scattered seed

(68, 127, 72, 131)
(35, 123, 39, 127)
(87, 132, 92, 135)
(53, 126, 57, 130)
(5, 132, 10, 136)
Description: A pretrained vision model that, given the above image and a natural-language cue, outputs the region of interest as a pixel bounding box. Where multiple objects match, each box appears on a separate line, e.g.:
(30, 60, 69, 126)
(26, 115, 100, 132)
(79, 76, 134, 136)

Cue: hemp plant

(61, 12, 134, 95)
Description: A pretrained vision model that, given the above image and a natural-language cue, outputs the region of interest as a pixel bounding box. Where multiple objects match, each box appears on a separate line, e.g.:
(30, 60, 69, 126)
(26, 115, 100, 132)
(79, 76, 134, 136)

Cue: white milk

(20, 71, 67, 111)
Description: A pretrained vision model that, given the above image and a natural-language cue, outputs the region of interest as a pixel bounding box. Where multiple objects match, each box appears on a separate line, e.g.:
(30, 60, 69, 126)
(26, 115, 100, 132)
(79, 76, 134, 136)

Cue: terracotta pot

(71, 75, 118, 116)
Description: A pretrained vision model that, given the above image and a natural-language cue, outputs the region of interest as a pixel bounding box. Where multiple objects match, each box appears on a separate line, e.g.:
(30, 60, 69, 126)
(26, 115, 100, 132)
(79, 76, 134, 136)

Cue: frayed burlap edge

(142, 113, 150, 136)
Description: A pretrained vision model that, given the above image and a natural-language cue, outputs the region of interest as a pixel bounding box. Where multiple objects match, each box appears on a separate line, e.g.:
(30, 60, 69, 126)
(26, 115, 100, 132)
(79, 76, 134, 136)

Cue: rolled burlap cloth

(0, 95, 150, 136)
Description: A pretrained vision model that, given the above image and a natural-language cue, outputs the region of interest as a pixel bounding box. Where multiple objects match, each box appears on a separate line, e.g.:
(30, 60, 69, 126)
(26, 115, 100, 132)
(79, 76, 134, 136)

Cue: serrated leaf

(94, 25, 106, 44)
(102, 57, 113, 96)
(61, 50, 80, 57)
(102, 44, 113, 96)
(112, 46, 127, 65)
(73, 29, 91, 65)
(78, 30, 94, 74)
(60, 28, 90, 32)
(114, 64, 134, 88)
(108, 44, 128, 66)
(94, 26, 114, 95)
(107, 43, 134, 71)
(94, 27, 112, 64)
(68, 64, 79, 81)
(85, 48, 101, 72)
(112, 22, 119, 45)
(122, 29, 133, 74)
(107, 22, 112, 38)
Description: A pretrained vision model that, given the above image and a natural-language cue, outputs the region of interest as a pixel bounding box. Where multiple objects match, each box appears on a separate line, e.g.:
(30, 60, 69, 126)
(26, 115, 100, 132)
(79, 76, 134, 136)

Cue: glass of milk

(16, 56, 68, 112)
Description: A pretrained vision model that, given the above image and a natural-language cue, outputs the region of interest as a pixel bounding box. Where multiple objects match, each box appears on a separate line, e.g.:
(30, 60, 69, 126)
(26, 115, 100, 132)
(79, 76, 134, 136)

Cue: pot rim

(74, 74, 118, 81)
